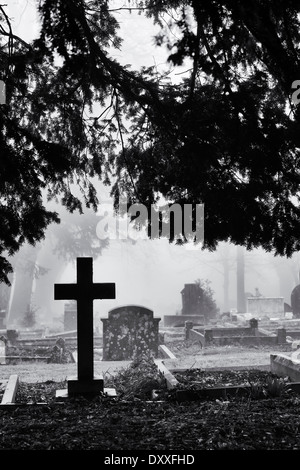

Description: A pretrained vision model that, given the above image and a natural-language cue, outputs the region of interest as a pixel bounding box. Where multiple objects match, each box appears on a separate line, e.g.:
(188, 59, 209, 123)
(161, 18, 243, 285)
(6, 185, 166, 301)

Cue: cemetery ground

(0, 340, 299, 451)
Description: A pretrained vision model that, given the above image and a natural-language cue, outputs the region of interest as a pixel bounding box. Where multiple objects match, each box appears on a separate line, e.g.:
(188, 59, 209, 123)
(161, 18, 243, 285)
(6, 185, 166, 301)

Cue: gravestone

(181, 283, 203, 315)
(101, 305, 161, 360)
(284, 302, 292, 313)
(6, 329, 18, 345)
(54, 257, 116, 397)
(291, 285, 300, 318)
(164, 283, 205, 327)
(64, 301, 77, 331)
(247, 296, 284, 318)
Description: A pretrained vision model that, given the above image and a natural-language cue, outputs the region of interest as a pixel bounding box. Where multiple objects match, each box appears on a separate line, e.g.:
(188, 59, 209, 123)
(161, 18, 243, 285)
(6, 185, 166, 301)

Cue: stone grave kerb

(54, 257, 116, 398)
(0, 335, 6, 365)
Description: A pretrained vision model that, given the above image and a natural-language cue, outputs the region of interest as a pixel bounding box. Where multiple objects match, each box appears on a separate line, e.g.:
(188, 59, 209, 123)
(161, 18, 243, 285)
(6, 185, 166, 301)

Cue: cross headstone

(54, 257, 116, 396)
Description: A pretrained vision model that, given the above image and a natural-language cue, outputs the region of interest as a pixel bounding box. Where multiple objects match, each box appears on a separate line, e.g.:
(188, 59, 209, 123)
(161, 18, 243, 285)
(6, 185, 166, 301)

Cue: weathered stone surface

(0, 337, 6, 365)
(101, 305, 161, 360)
(164, 314, 204, 327)
(291, 285, 300, 318)
(247, 297, 284, 317)
(270, 353, 300, 382)
(181, 284, 203, 315)
(64, 301, 77, 331)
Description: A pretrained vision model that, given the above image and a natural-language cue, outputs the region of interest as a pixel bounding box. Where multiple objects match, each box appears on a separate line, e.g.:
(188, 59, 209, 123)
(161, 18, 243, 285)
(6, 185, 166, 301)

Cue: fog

(24, 198, 300, 329)
(5, 1, 300, 329)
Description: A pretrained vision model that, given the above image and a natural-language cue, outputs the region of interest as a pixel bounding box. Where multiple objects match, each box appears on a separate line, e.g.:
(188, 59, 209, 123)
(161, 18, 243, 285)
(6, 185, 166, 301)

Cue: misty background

(4, 1, 300, 330)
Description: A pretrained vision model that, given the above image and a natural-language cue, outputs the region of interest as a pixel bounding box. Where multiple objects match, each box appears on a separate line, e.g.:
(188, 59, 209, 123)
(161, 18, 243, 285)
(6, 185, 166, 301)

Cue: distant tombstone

(181, 284, 203, 315)
(291, 285, 300, 318)
(247, 296, 284, 317)
(284, 302, 292, 313)
(249, 318, 258, 329)
(101, 305, 161, 360)
(64, 301, 77, 331)
(6, 329, 18, 345)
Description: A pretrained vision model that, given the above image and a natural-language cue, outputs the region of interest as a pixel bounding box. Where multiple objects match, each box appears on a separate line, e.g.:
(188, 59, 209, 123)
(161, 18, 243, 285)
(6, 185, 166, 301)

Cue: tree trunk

(32, 242, 66, 326)
(7, 244, 39, 328)
(237, 246, 246, 313)
(223, 256, 229, 312)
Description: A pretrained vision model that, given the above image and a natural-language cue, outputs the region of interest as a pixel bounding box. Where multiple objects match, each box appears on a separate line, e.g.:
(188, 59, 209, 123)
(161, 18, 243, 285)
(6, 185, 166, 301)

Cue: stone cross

(54, 257, 116, 396)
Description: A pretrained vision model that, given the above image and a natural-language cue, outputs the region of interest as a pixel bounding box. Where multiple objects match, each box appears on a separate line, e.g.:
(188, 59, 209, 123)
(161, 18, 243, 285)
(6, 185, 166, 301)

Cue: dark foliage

(2, 369, 300, 450)
(1, 1, 300, 282)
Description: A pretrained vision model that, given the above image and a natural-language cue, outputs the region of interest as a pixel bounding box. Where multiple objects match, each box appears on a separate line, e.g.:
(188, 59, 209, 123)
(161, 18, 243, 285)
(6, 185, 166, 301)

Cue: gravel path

(0, 343, 292, 383)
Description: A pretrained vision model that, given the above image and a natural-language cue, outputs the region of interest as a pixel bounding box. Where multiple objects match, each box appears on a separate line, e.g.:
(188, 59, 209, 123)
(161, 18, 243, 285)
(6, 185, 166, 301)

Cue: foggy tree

(1, 1, 300, 284)
(252, 251, 300, 303)
(7, 204, 109, 327)
(237, 246, 246, 313)
(7, 243, 44, 327)
(195, 242, 236, 311)
(111, 0, 300, 257)
(195, 278, 219, 320)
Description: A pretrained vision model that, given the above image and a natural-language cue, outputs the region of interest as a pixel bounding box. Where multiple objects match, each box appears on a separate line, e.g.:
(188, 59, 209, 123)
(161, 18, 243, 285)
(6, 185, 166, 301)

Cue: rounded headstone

(291, 285, 300, 318)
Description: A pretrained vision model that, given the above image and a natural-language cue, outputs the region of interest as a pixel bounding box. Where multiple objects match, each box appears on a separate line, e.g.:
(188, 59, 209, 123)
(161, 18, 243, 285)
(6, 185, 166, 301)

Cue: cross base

(55, 374, 105, 400)
(68, 374, 104, 395)
(56, 387, 117, 401)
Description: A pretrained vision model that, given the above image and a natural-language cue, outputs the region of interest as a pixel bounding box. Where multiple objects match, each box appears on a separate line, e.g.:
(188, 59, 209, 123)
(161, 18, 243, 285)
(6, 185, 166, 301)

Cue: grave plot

(4, 256, 297, 407)
(184, 318, 288, 348)
(155, 363, 300, 402)
(0, 375, 75, 406)
(14, 380, 67, 404)
(2, 339, 76, 364)
(168, 368, 294, 400)
(1, 345, 300, 408)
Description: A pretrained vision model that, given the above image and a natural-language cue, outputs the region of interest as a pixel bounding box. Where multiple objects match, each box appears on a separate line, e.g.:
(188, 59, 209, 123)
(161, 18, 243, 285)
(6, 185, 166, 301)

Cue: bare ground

(162, 341, 292, 371)
(0, 341, 292, 383)
(0, 341, 298, 453)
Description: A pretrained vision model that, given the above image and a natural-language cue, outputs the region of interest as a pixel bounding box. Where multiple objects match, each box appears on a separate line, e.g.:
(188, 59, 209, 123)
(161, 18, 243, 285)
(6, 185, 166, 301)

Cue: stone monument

(181, 283, 203, 315)
(101, 305, 160, 360)
(54, 257, 116, 397)
(64, 301, 77, 331)
(247, 296, 284, 318)
(291, 285, 300, 318)
(164, 283, 205, 327)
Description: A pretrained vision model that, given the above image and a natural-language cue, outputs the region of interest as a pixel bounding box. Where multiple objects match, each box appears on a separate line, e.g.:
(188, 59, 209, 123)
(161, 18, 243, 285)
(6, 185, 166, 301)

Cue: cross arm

(54, 284, 78, 300)
(92, 283, 116, 300)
